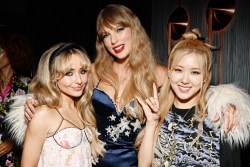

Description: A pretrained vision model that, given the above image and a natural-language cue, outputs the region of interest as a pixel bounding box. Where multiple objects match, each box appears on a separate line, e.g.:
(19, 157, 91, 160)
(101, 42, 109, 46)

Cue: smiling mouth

(113, 44, 124, 53)
(178, 85, 191, 93)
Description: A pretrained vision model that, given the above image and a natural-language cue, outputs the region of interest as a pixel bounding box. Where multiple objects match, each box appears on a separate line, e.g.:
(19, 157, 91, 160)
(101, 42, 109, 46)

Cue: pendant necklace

(0, 73, 12, 90)
(162, 107, 194, 166)
(0, 78, 10, 90)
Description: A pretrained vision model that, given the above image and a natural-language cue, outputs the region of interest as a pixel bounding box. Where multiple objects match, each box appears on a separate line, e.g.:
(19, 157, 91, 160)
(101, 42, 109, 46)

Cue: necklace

(160, 106, 194, 166)
(0, 74, 13, 90)
(0, 78, 10, 89)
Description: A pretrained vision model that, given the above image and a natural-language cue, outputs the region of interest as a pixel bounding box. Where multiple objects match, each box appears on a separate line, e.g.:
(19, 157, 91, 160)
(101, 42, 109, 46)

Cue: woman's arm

(137, 83, 160, 167)
(21, 106, 50, 167)
(138, 122, 158, 167)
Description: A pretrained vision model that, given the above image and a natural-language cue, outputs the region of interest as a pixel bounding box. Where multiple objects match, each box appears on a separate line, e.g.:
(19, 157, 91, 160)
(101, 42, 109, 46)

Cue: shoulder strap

(55, 108, 81, 129)
(95, 79, 101, 88)
(53, 109, 64, 134)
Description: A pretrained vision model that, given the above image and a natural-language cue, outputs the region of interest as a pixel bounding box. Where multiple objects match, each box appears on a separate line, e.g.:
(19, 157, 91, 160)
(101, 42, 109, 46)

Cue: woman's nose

(181, 73, 189, 84)
(75, 74, 83, 84)
(111, 34, 118, 44)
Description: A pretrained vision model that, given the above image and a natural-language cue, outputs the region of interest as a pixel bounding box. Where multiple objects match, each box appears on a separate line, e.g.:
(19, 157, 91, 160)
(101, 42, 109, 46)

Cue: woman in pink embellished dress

(19, 43, 105, 167)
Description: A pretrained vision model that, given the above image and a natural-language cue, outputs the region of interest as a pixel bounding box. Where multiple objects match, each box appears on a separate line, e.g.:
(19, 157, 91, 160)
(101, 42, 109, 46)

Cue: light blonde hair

(158, 29, 212, 131)
(136, 29, 213, 164)
(95, 4, 157, 121)
(29, 43, 105, 161)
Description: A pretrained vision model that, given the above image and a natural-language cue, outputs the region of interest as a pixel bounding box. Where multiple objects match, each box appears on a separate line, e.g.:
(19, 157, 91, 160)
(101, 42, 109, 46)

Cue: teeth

(114, 45, 123, 50)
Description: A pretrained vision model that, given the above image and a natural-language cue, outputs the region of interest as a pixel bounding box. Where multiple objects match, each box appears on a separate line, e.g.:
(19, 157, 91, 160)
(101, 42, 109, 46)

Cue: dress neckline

(93, 87, 134, 114)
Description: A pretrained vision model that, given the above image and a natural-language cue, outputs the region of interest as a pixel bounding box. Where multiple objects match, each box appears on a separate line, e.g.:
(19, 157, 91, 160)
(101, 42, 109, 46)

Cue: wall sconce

(206, 0, 236, 84)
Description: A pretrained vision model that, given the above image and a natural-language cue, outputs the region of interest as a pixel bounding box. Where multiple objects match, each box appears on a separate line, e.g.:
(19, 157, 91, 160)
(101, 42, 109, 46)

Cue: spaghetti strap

(95, 79, 101, 88)
(54, 109, 64, 134)
(55, 109, 81, 129)
(83, 128, 90, 143)
(55, 108, 63, 118)
(52, 109, 84, 149)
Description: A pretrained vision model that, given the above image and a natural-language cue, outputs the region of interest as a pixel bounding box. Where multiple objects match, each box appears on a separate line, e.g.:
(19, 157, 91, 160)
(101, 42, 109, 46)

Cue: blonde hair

(29, 43, 105, 161)
(95, 4, 157, 121)
(136, 29, 213, 164)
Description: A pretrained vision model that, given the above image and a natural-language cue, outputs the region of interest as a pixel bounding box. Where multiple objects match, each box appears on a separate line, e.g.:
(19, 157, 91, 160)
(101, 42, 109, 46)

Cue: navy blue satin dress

(92, 88, 144, 167)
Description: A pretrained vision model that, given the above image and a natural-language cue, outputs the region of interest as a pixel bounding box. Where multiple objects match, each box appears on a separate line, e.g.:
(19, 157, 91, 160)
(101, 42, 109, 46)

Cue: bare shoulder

(155, 64, 168, 87)
(28, 105, 58, 133)
(34, 105, 56, 119)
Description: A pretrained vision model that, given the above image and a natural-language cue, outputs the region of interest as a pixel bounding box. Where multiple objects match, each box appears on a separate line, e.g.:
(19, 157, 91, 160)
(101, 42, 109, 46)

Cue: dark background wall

(1, 0, 250, 166)
(0, 0, 152, 64)
(151, 0, 250, 89)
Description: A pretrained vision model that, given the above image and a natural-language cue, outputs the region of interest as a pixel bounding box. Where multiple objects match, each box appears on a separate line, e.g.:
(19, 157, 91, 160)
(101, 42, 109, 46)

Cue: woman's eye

(174, 68, 182, 72)
(192, 71, 201, 75)
(103, 34, 109, 38)
(80, 69, 86, 74)
(65, 72, 73, 76)
(117, 28, 124, 32)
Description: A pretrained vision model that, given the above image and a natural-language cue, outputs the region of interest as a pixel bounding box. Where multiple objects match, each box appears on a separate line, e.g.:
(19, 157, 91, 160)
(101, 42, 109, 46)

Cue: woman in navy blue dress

(91, 4, 167, 167)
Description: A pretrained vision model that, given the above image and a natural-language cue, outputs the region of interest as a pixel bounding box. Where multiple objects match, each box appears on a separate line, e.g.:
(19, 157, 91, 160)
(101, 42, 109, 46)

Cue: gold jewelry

(0, 73, 13, 89)
(162, 107, 194, 166)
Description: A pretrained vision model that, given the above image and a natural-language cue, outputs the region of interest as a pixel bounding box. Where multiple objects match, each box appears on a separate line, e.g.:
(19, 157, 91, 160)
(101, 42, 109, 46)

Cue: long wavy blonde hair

(95, 4, 157, 121)
(28, 43, 105, 161)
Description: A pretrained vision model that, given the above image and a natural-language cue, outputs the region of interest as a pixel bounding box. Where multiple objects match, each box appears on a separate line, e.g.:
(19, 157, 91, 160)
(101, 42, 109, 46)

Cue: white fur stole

(205, 84, 250, 148)
(5, 84, 250, 149)
(5, 94, 34, 146)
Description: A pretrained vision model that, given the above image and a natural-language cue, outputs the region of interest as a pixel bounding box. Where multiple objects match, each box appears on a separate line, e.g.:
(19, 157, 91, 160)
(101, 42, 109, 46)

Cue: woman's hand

(213, 104, 237, 134)
(137, 83, 160, 127)
(24, 98, 39, 122)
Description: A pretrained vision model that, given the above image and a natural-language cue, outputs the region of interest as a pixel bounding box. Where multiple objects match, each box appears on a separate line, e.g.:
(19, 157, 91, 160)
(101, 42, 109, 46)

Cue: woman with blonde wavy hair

(17, 43, 105, 167)
(137, 29, 250, 166)
(91, 4, 167, 167)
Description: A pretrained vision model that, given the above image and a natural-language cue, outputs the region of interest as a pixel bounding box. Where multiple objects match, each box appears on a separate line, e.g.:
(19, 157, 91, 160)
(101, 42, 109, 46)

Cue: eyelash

(116, 27, 124, 32)
(174, 68, 182, 72)
(101, 27, 125, 39)
(65, 69, 86, 76)
(102, 34, 109, 39)
(192, 71, 200, 75)
(80, 69, 86, 74)
(173, 69, 200, 75)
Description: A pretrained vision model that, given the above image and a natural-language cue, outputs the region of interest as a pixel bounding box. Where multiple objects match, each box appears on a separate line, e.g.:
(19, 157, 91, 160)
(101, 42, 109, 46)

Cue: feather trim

(205, 84, 250, 148)
(4, 94, 34, 146)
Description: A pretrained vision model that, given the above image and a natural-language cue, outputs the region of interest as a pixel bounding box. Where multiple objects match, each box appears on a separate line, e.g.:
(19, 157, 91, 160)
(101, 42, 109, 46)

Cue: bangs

(97, 8, 131, 37)
(53, 52, 91, 79)
(170, 48, 209, 78)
